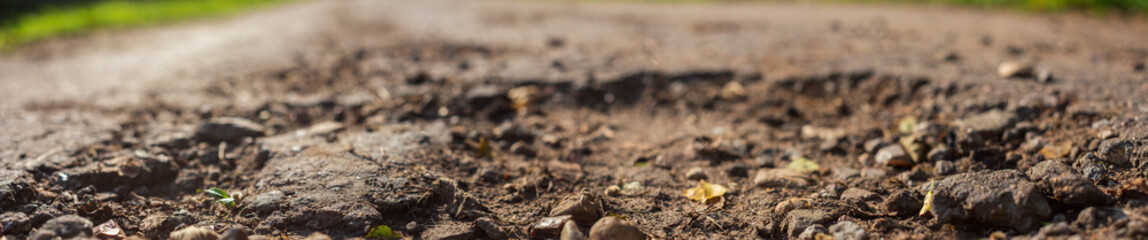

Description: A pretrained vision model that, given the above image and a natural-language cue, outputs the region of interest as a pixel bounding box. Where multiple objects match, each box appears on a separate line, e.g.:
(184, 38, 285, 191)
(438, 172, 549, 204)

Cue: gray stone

(934, 160, 957, 175)
(30, 215, 93, 240)
(1099, 140, 1136, 167)
(831, 167, 859, 181)
(244, 190, 284, 214)
(875, 146, 911, 167)
(532, 215, 572, 237)
(830, 221, 867, 240)
(860, 168, 886, 178)
(195, 117, 266, 143)
(475, 217, 505, 240)
(560, 220, 587, 240)
(998, 61, 1034, 78)
(1026, 160, 1109, 206)
(797, 224, 828, 240)
(754, 169, 810, 188)
(1073, 207, 1126, 230)
(927, 146, 953, 162)
(840, 188, 878, 203)
(863, 139, 887, 153)
(954, 109, 1017, 138)
(782, 209, 834, 238)
(550, 193, 602, 225)
(0, 170, 34, 210)
(684, 167, 706, 181)
(883, 189, 922, 215)
(423, 222, 474, 240)
(928, 170, 1051, 232)
(1, 212, 31, 234)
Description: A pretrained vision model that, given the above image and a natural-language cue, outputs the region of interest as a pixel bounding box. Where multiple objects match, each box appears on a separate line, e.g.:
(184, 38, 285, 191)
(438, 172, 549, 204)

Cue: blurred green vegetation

(599, 0, 1148, 14)
(0, 0, 1143, 50)
(853, 0, 1148, 13)
(0, 0, 290, 49)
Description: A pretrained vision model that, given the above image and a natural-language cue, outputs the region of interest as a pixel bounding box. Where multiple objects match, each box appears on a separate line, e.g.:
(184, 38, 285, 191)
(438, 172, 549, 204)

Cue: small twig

(218, 142, 228, 161)
(34, 147, 63, 163)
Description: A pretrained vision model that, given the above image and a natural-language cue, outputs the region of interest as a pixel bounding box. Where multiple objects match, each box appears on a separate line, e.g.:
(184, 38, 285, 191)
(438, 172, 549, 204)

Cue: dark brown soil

(3, 0, 1148, 239)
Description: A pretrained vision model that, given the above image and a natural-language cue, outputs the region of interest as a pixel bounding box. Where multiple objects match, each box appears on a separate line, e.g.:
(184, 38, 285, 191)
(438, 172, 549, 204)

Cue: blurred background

(0, 0, 1146, 50)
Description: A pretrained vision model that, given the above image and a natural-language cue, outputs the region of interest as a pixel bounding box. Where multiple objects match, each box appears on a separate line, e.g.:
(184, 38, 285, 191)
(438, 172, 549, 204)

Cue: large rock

(1026, 160, 1110, 206)
(928, 170, 1050, 232)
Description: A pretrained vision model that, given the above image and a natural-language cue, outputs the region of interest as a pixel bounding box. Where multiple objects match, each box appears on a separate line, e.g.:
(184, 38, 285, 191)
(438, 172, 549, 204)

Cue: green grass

(0, 0, 292, 49)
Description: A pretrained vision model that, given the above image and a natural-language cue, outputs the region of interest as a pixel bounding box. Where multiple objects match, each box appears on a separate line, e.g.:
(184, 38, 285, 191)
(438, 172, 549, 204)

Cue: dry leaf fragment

(900, 133, 927, 163)
(683, 180, 727, 203)
(787, 157, 820, 173)
(478, 137, 496, 159)
(720, 81, 746, 100)
(95, 220, 124, 239)
(920, 180, 936, 217)
(897, 116, 918, 135)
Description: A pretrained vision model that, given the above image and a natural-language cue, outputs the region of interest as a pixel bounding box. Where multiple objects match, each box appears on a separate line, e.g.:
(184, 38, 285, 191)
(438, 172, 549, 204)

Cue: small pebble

(927, 146, 952, 162)
(560, 220, 587, 240)
(588, 217, 646, 240)
(220, 229, 248, 240)
(685, 167, 707, 181)
(170, 226, 219, 240)
(30, 215, 93, 240)
(863, 139, 886, 153)
(550, 193, 602, 225)
(875, 146, 912, 167)
(1099, 130, 1117, 140)
(797, 224, 828, 240)
(998, 61, 1034, 78)
(604, 186, 621, 196)
(1037, 68, 1054, 83)
(406, 221, 419, 231)
(726, 164, 749, 178)
(475, 217, 505, 240)
(532, 215, 573, 237)
(830, 221, 867, 240)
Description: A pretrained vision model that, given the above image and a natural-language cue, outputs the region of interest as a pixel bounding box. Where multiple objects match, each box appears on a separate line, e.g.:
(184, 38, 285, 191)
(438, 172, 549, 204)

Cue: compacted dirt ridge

(2, 0, 1148, 239)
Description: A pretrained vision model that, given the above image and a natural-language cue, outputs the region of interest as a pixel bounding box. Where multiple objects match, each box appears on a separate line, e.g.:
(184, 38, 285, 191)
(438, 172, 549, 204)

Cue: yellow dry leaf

(787, 157, 820, 173)
(900, 133, 926, 163)
(1038, 141, 1073, 159)
(919, 180, 936, 217)
(897, 116, 918, 135)
(478, 137, 496, 159)
(683, 180, 727, 203)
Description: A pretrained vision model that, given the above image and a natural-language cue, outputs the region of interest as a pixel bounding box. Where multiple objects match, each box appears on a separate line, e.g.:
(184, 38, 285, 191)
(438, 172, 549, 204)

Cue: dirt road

(2, 0, 1148, 239)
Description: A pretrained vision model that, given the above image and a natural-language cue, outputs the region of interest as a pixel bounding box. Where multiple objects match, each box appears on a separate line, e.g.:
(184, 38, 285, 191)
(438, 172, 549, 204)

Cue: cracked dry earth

(3, 0, 1148, 239)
